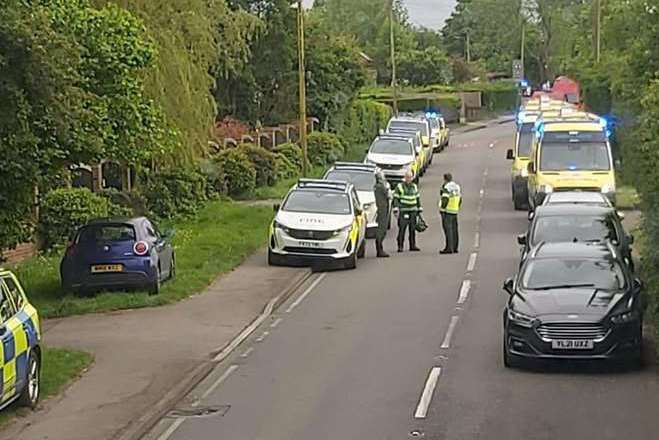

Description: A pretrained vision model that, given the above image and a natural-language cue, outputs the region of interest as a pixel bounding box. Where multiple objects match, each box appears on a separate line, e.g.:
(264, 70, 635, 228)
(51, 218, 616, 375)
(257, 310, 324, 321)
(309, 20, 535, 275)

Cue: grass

(11, 200, 274, 318)
(0, 347, 92, 426)
(616, 185, 640, 211)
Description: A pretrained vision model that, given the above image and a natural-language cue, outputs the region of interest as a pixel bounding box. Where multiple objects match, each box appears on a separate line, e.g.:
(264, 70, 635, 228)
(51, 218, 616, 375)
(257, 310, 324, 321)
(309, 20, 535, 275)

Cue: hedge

(144, 168, 208, 219)
(307, 132, 345, 166)
(39, 188, 128, 248)
(239, 144, 277, 187)
(337, 99, 392, 145)
(214, 148, 257, 197)
(274, 142, 305, 172)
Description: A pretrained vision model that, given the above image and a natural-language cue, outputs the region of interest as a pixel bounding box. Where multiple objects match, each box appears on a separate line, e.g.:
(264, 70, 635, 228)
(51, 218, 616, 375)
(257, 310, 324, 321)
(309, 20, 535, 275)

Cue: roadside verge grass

(0, 347, 92, 426)
(617, 185, 640, 211)
(12, 200, 273, 318)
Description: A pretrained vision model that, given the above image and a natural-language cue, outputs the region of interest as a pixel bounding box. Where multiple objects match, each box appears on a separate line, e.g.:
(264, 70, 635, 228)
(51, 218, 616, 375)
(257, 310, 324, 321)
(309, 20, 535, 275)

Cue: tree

(398, 47, 453, 86)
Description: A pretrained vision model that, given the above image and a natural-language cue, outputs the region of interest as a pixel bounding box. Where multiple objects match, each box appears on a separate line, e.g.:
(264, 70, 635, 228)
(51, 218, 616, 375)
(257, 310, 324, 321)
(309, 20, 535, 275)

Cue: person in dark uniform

(393, 171, 422, 252)
(439, 173, 462, 254)
(373, 171, 391, 258)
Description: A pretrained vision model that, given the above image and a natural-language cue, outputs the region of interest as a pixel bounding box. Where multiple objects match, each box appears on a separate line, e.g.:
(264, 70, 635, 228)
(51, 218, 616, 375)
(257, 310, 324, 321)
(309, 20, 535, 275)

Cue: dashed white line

(474, 232, 480, 249)
(479, 189, 485, 199)
(457, 280, 471, 304)
(467, 252, 478, 273)
(440, 316, 460, 349)
(156, 419, 185, 440)
(240, 347, 254, 358)
(255, 331, 270, 342)
(414, 367, 442, 419)
(286, 273, 327, 313)
(270, 317, 283, 328)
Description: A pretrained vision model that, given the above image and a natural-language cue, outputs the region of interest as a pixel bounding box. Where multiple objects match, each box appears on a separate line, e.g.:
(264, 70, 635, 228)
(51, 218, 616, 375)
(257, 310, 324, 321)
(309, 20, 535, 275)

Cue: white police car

(268, 180, 367, 269)
(365, 136, 419, 184)
(324, 162, 391, 238)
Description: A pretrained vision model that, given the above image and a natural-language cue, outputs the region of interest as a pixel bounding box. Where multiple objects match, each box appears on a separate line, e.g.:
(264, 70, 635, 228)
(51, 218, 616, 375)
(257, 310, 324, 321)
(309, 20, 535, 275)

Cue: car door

(351, 189, 366, 243)
(1, 275, 36, 397)
(0, 278, 20, 404)
(145, 220, 172, 277)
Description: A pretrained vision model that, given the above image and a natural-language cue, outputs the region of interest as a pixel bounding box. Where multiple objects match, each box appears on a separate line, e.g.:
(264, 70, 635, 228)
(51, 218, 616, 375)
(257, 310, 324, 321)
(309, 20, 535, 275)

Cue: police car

(268, 180, 367, 269)
(0, 269, 41, 410)
(365, 135, 419, 184)
(324, 162, 391, 238)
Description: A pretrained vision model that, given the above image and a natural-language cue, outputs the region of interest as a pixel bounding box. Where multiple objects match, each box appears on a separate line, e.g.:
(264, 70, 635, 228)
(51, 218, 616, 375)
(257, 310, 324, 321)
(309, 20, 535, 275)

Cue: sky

(302, 0, 457, 30)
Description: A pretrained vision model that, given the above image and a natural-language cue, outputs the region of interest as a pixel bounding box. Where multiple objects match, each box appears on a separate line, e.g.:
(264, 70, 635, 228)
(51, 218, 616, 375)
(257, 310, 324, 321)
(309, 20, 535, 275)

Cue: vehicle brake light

(133, 241, 149, 256)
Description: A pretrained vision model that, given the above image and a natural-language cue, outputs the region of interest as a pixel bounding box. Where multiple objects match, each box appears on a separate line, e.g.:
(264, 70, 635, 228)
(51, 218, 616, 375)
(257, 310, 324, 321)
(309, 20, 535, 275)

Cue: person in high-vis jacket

(393, 171, 422, 253)
(373, 171, 391, 258)
(439, 173, 462, 254)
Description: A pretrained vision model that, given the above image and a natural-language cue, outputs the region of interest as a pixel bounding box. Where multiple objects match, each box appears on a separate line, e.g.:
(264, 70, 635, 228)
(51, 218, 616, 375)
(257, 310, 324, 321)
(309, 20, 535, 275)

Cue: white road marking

(457, 280, 471, 304)
(467, 252, 478, 273)
(474, 232, 480, 249)
(240, 347, 254, 358)
(479, 189, 484, 199)
(255, 331, 270, 342)
(270, 317, 283, 328)
(286, 273, 327, 313)
(414, 367, 442, 419)
(157, 365, 239, 440)
(440, 316, 460, 349)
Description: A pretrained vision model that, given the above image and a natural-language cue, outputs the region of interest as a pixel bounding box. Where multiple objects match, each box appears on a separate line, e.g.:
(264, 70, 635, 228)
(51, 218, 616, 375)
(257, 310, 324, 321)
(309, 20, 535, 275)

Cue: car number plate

(298, 241, 322, 248)
(91, 264, 123, 273)
(551, 340, 594, 350)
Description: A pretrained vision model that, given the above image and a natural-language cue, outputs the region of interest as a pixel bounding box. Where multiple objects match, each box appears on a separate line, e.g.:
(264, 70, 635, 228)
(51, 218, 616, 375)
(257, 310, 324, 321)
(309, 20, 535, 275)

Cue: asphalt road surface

(145, 121, 659, 440)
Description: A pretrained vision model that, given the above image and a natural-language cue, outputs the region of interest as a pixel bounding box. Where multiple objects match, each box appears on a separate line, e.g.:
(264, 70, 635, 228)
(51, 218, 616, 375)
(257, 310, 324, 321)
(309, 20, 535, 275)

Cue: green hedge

(144, 168, 208, 219)
(239, 144, 277, 187)
(274, 143, 305, 172)
(337, 99, 392, 145)
(307, 132, 345, 166)
(39, 188, 128, 248)
(214, 148, 257, 197)
(482, 88, 518, 112)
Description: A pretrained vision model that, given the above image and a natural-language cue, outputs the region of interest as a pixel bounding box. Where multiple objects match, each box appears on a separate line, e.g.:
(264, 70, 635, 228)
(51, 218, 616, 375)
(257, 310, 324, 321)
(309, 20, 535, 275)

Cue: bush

(274, 153, 299, 180)
(338, 99, 392, 145)
(198, 159, 227, 197)
(39, 188, 125, 248)
(214, 148, 257, 197)
(99, 189, 144, 216)
(239, 144, 277, 187)
(274, 143, 305, 171)
(307, 132, 345, 166)
(144, 168, 208, 219)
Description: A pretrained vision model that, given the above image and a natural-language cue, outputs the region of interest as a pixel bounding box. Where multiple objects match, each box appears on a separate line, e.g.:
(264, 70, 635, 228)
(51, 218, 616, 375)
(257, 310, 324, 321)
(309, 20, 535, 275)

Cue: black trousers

(441, 212, 459, 252)
(375, 212, 389, 252)
(397, 211, 417, 249)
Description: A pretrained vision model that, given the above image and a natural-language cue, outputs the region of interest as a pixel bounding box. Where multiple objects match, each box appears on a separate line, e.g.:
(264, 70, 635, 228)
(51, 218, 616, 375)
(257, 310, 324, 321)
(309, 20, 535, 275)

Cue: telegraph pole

(390, 0, 398, 115)
(520, 23, 525, 76)
(466, 32, 471, 63)
(595, 0, 601, 63)
(296, 0, 308, 177)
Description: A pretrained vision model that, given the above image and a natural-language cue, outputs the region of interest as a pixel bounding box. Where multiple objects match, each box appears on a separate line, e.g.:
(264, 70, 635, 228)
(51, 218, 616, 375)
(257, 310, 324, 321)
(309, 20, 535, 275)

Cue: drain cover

(168, 405, 230, 419)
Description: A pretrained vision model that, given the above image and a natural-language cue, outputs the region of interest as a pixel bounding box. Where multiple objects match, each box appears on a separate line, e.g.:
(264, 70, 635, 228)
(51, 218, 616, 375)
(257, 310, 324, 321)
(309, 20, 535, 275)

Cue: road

(144, 121, 659, 440)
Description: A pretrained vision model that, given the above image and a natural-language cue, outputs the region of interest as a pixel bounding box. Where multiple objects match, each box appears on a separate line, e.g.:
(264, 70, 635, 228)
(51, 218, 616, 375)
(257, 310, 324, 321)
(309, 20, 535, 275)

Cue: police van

(268, 180, 367, 269)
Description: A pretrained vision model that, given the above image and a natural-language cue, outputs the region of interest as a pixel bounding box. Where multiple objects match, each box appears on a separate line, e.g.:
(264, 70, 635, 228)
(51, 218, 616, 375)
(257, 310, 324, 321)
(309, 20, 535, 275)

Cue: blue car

(60, 217, 175, 295)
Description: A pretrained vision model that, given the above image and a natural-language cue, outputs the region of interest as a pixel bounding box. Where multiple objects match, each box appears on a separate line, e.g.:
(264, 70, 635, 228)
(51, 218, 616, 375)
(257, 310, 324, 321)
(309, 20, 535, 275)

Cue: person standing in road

(393, 171, 422, 253)
(373, 171, 391, 258)
(439, 173, 462, 254)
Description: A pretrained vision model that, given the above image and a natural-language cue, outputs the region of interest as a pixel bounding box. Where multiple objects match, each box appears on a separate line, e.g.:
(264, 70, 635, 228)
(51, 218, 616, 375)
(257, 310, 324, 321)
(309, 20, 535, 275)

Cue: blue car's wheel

(149, 266, 161, 295)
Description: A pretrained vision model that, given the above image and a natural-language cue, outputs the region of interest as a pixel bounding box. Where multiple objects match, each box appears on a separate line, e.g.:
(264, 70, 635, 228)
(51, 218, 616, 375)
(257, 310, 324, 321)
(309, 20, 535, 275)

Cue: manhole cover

(168, 405, 230, 419)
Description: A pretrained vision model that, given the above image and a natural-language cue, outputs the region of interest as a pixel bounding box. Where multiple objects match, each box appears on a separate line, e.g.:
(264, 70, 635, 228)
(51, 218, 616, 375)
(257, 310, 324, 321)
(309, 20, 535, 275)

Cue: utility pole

(595, 0, 601, 63)
(466, 32, 471, 63)
(520, 23, 525, 76)
(296, 0, 308, 177)
(390, 0, 398, 116)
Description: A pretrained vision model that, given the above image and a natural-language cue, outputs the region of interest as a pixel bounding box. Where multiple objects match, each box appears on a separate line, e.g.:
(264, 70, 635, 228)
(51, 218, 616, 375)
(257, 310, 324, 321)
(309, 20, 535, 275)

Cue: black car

(518, 204, 634, 270)
(502, 242, 645, 369)
(541, 191, 613, 208)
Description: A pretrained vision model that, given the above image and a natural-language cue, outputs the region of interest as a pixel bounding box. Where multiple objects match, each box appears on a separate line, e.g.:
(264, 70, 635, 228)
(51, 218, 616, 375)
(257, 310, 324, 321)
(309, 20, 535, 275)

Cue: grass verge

(0, 347, 92, 426)
(616, 185, 640, 211)
(12, 200, 273, 318)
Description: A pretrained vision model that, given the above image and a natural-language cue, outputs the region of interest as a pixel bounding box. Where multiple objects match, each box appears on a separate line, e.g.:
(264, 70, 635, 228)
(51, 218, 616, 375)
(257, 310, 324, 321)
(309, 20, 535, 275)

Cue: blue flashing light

(569, 165, 577, 171)
(599, 117, 608, 128)
(520, 80, 529, 88)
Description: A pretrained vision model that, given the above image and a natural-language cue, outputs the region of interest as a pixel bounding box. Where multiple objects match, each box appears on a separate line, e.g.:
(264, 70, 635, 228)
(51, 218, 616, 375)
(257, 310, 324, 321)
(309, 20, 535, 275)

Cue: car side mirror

(506, 149, 514, 160)
(273, 203, 280, 212)
(379, 129, 385, 135)
(355, 207, 363, 216)
(517, 234, 527, 246)
(503, 278, 514, 295)
(633, 278, 644, 292)
(0, 326, 6, 337)
(527, 211, 535, 221)
(161, 228, 175, 239)
(617, 211, 625, 220)
(628, 234, 635, 245)
(527, 162, 536, 174)
(615, 159, 622, 169)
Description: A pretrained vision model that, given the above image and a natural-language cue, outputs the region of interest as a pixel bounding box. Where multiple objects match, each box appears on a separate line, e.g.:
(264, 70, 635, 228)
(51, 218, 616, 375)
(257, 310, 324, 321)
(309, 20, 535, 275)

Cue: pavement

(0, 253, 308, 440)
(139, 120, 659, 440)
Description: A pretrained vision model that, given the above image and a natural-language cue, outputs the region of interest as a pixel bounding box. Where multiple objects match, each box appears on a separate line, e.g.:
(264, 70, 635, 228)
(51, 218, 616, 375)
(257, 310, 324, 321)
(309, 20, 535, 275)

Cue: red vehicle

(549, 76, 582, 109)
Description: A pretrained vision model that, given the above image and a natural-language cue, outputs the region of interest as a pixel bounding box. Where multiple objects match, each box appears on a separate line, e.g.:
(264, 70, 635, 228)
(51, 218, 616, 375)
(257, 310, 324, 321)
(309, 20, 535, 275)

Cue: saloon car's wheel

(18, 350, 40, 409)
(345, 249, 358, 270)
(513, 193, 527, 211)
(357, 239, 366, 259)
(503, 335, 524, 369)
(169, 254, 176, 280)
(149, 267, 161, 295)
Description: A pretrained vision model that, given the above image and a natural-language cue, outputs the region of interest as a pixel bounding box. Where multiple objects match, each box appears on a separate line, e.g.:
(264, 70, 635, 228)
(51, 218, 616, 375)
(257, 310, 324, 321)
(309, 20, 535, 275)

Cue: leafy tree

(398, 47, 453, 86)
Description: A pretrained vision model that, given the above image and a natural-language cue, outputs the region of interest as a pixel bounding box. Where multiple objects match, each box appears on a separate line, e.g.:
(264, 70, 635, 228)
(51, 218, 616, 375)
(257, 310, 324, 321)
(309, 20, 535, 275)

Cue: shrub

(338, 99, 392, 145)
(214, 148, 257, 197)
(99, 189, 144, 216)
(274, 143, 305, 171)
(274, 153, 299, 180)
(143, 168, 208, 219)
(239, 144, 277, 187)
(307, 132, 345, 166)
(39, 188, 125, 248)
(198, 159, 227, 197)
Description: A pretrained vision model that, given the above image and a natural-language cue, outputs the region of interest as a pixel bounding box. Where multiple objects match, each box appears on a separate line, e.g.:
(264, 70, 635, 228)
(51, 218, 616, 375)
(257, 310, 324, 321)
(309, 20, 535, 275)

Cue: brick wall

(1, 243, 37, 265)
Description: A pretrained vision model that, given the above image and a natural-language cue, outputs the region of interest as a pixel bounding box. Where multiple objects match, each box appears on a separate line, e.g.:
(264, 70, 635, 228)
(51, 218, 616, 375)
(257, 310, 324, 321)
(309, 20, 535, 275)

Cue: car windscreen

(78, 224, 136, 243)
(522, 258, 625, 290)
(517, 123, 535, 156)
(370, 139, 413, 155)
(389, 121, 429, 137)
(539, 141, 611, 171)
(282, 191, 351, 215)
(532, 215, 618, 245)
(325, 171, 375, 192)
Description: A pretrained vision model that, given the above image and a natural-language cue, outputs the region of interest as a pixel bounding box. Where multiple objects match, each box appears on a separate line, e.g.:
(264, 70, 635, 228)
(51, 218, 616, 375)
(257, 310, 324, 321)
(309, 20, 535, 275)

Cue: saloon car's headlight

(610, 310, 640, 325)
(507, 308, 537, 328)
(539, 184, 554, 194)
(273, 221, 291, 234)
(333, 225, 353, 237)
